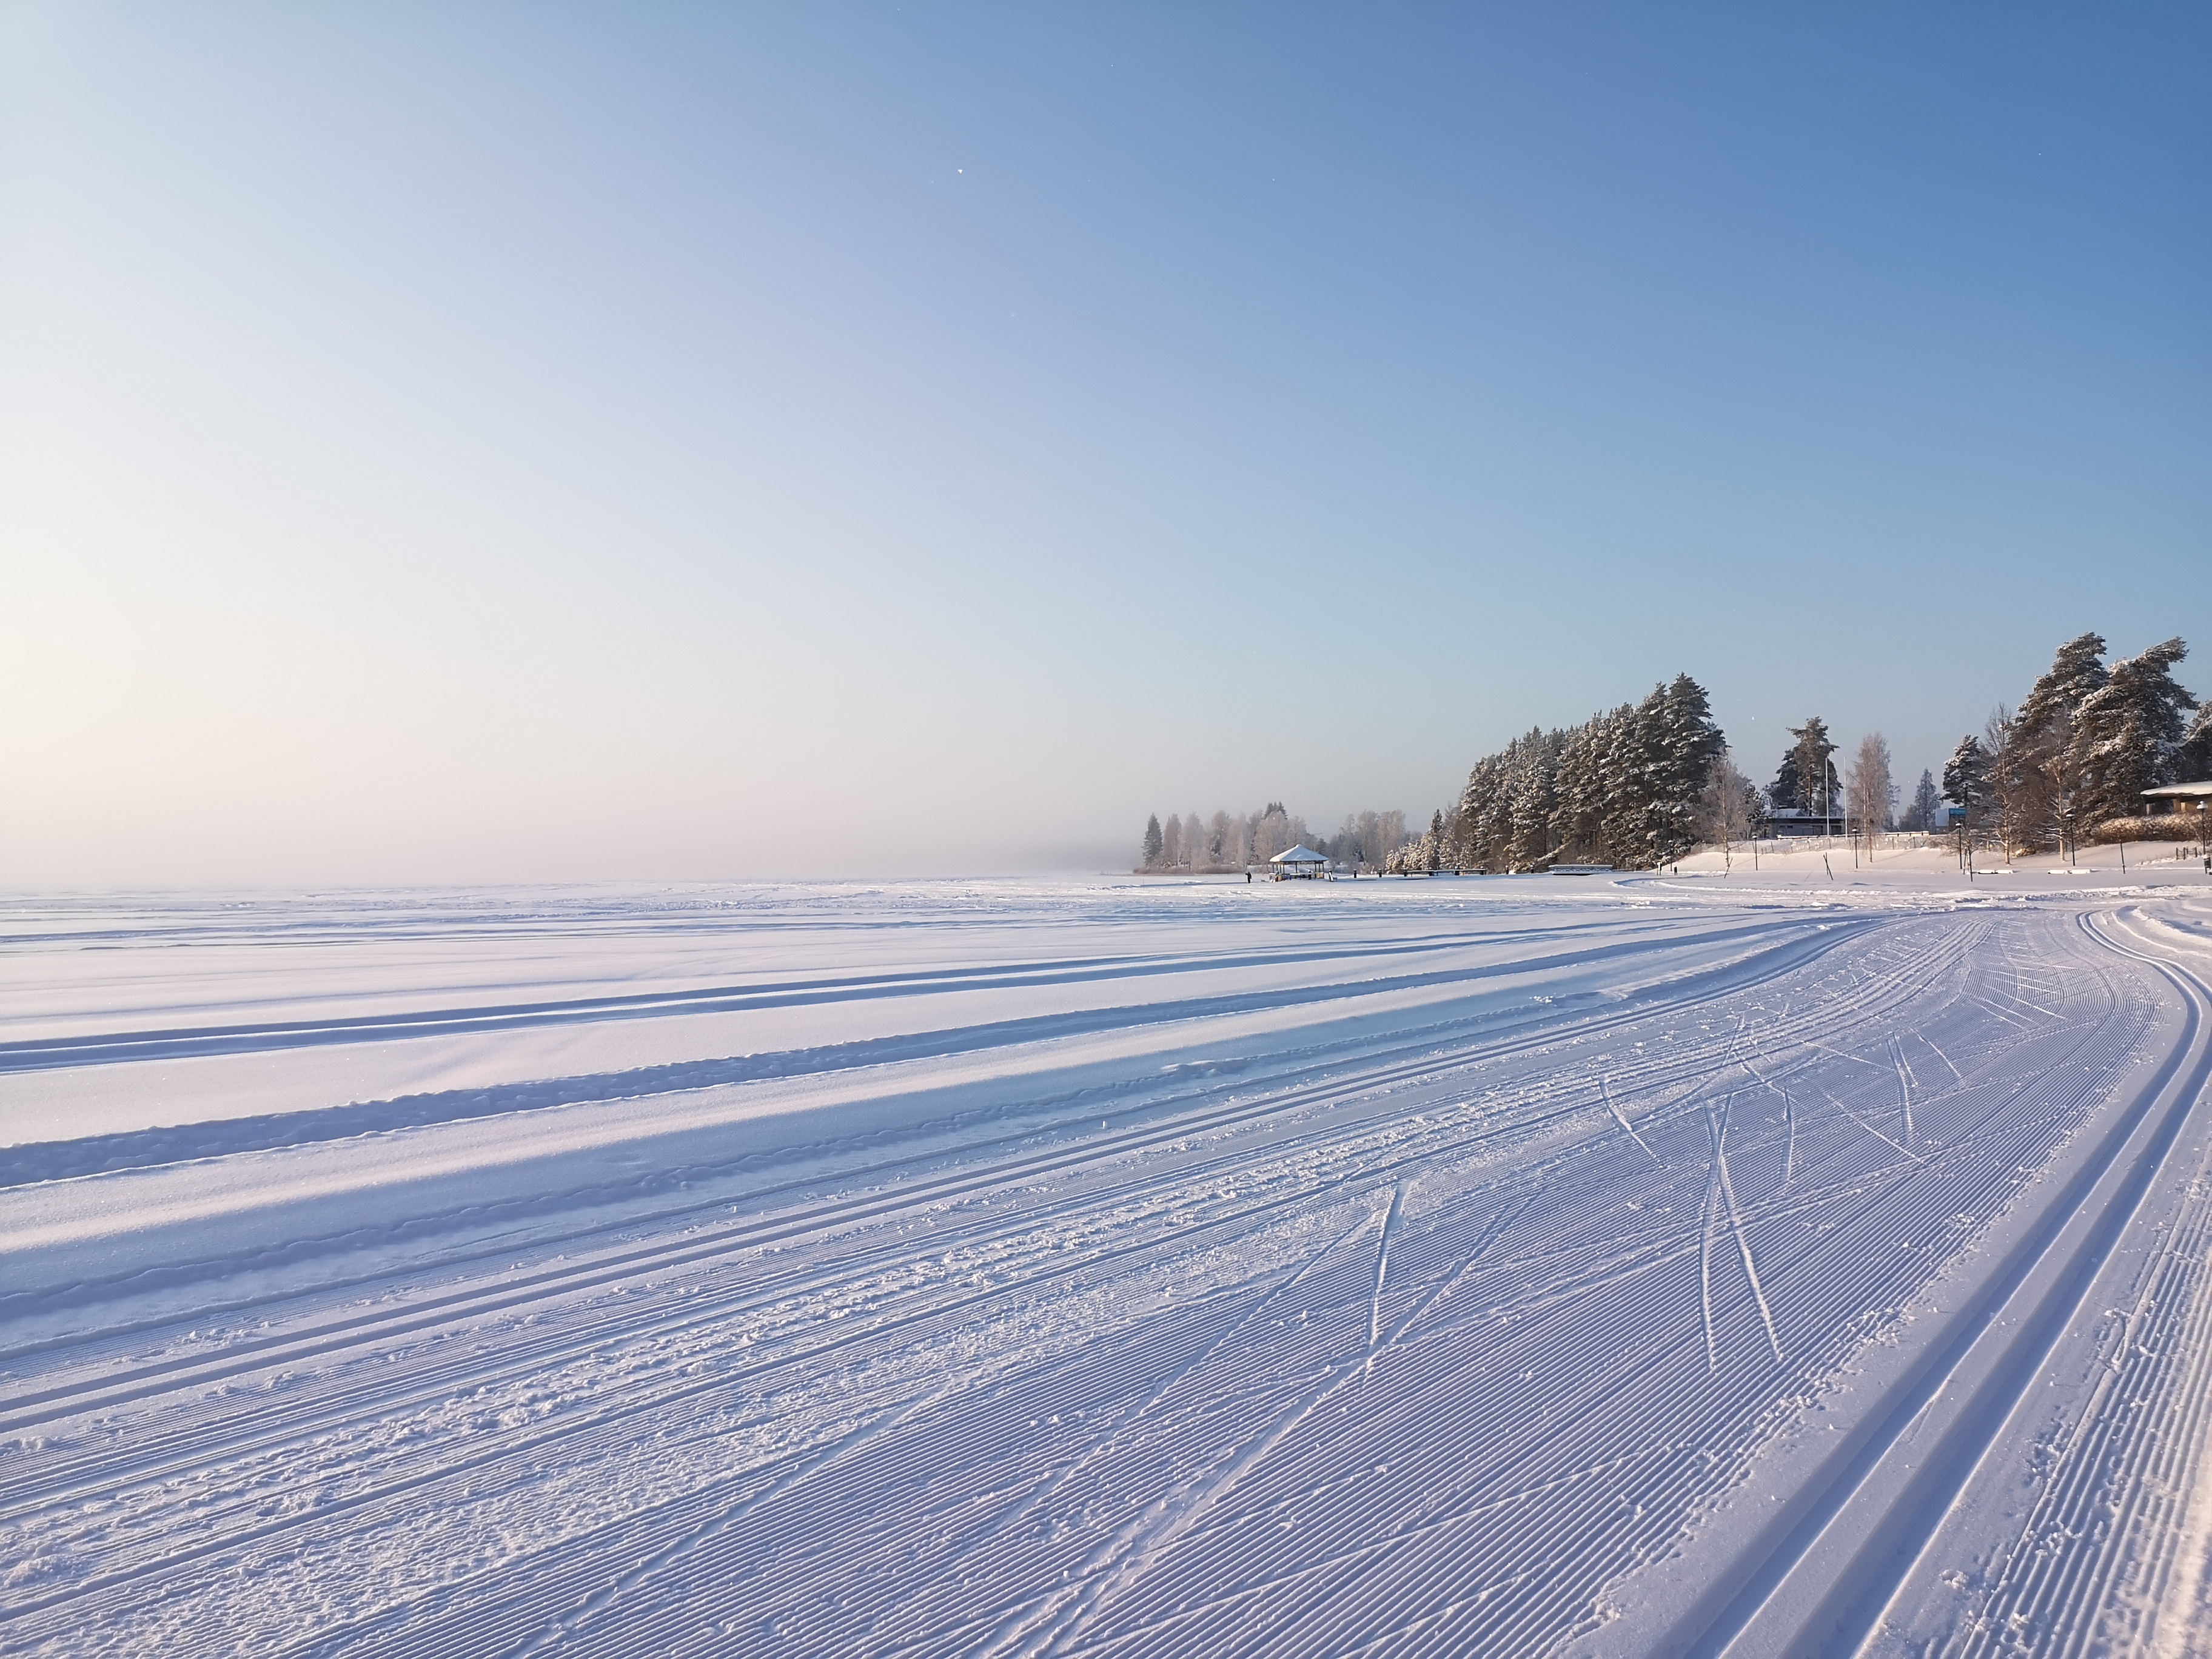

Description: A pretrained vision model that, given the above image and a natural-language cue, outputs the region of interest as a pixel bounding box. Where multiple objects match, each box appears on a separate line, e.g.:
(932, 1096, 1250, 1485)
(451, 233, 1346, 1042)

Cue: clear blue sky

(4, 4, 2205, 881)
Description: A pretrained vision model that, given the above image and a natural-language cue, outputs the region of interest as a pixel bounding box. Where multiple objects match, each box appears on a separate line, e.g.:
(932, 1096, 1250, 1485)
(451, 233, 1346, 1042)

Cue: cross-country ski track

(3, 868, 2211, 1656)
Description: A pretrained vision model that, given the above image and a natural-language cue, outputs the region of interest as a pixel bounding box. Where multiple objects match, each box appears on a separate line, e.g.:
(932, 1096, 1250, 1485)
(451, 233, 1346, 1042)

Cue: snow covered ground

(4, 859, 2211, 1656)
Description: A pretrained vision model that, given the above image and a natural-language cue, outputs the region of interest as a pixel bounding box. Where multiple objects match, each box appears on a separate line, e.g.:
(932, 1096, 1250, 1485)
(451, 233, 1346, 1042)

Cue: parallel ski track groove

(619, 973, 2088, 1659)
(0, 917, 1771, 1075)
(8, 906, 2162, 1659)
(0, 923, 1909, 1630)
(0, 920, 1877, 1442)
(1664, 908, 2212, 1659)
(10, 984, 1960, 1572)
(1920, 913, 2212, 1655)
(453, 960, 2088, 1659)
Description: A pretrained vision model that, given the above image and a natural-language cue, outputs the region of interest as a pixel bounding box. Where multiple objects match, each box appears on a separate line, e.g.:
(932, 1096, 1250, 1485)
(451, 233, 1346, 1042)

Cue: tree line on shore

(1136, 632, 2208, 875)
(1940, 634, 2208, 857)
(1443, 675, 1726, 874)
(1139, 803, 1410, 873)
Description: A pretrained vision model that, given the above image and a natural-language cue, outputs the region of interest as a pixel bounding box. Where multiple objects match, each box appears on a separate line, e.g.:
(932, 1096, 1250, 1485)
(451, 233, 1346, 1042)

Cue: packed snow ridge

(4, 845, 2212, 1656)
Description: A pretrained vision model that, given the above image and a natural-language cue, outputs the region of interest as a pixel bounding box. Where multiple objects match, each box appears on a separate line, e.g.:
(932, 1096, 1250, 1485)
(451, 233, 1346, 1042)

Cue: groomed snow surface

(5, 845, 2212, 1657)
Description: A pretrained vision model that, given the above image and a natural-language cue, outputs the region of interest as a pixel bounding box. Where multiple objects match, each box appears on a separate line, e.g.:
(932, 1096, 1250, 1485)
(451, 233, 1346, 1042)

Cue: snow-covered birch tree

(1846, 733, 1894, 846)
(1696, 747, 1755, 871)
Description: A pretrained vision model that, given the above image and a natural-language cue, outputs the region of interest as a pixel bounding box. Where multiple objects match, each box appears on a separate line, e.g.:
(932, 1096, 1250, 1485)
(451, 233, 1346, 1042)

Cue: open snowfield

(5, 847, 2212, 1657)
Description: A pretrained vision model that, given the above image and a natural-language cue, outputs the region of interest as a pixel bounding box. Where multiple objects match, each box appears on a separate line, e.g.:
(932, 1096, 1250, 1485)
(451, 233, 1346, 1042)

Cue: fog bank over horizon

(4, 7, 2204, 890)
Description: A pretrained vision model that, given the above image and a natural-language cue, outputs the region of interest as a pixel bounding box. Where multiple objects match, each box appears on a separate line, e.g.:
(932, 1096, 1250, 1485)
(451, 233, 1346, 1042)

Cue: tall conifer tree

(1944, 734, 1990, 826)
(2069, 637, 2196, 826)
(1784, 718, 1840, 824)
(2014, 632, 2110, 850)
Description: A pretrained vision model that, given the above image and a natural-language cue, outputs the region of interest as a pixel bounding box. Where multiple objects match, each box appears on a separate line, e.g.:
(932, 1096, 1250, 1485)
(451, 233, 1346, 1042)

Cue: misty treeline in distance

(1138, 632, 2209, 875)
(1140, 803, 1410, 875)
(1143, 675, 1735, 876)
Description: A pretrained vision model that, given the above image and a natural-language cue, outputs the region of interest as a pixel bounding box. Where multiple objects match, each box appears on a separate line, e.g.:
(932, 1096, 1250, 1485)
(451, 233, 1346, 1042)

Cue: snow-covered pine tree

(1455, 759, 1491, 870)
(1142, 814, 1165, 868)
(1506, 731, 1558, 871)
(1943, 736, 1990, 827)
(1984, 705, 2045, 857)
(1769, 749, 1803, 814)
(2177, 702, 2212, 786)
(1596, 703, 1647, 865)
(1783, 718, 1840, 826)
(2017, 633, 2110, 739)
(1549, 720, 1607, 865)
(1666, 677, 1728, 791)
(2068, 637, 2196, 829)
(1612, 692, 1660, 865)
(1445, 676, 1723, 872)
(1475, 750, 1517, 870)
(1650, 675, 1726, 864)
(2014, 632, 2110, 852)
(1616, 703, 1654, 863)
(1408, 812, 1437, 873)
(1250, 803, 1292, 865)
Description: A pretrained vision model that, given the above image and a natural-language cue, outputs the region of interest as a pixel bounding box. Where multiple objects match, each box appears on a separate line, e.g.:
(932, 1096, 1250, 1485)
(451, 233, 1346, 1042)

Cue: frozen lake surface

(5, 860, 2212, 1656)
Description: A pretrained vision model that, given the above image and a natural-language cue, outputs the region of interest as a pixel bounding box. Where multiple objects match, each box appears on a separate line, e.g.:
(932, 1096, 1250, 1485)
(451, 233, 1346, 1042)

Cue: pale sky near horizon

(4, 4, 2207, 885)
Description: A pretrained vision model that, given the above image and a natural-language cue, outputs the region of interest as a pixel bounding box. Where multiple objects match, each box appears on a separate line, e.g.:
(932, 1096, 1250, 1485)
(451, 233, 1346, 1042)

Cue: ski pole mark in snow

(1368, 1179, 1409, 1364)
(1889, 1034, 1920, 1147)
(1712, 1098, 1786, 1364)
(1735, 1039, 1800, 1188)
(1914, 1027, 1966, 1090)
(1384, 1191, 1537, 1345)
(1600, 1074, 1665, 1168)
(1699, 1115, 1724, 1375)
(1809, 1070, 1928, 1167)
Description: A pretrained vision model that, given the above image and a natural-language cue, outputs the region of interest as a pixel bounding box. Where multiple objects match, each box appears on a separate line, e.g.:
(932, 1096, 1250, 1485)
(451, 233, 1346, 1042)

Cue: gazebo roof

(2144, 782, 2212, 798)
(1270, 844, 1328, 864)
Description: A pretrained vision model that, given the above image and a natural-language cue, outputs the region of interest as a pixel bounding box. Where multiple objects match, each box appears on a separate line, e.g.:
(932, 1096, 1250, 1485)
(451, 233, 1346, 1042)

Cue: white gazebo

(1270, 844, 1329, 880)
